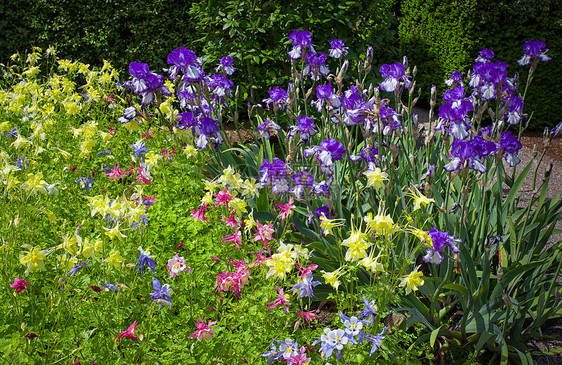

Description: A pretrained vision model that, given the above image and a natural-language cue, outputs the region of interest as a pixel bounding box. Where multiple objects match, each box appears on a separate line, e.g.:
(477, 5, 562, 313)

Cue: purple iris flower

(505, 96, 524, 125)
(205, 73, 234, 98)
(101, 282, 119, 294)
(377, 101, 402, 135)
(349, 145, 379, 171)
(499, 131, 522, 167)
(444, 70, 464, 87)
(257, 118, 281, 139)
(312, 83, 340, 112)
(259, 158, 291, 194)
(379, 62, 412, 93)
(517, 40, 551, 66)
(315, 204, 330, 219)
(304, 51, 329, 81)
(328, 39, 349, 59)
(128, 62, 171, 104)
(444, 136, 498, 173)
(135, 247, 156, 273)
(437, 85, 473, 140)
(166, 47, 198, 79)
(262, 86, 289, 111)
(194, 117, 223, 150)
(288, 30, 313, 59)
(118, 106, 138, 124)
(304, 138, 346, 175)
(475, 48, 494, 63)
(423, 228, 462, 265)
(216, 56, 236, 75)
(287, 116, 318, 144)
(291, 170, 315, 199)
(175, 111, 197, 130)
(150, 277, 171, 308)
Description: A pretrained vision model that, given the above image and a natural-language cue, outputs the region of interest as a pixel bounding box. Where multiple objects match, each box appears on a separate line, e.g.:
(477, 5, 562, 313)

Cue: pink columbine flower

(191, 204, 210, 222)
(266, 286, 291, 314)
(221, 229, 242, 249)
(114, 321, 139, 342)
(142, 130, 154, 139)
(10, 278, 29, 293)
(296, 263, 318, 279)
(104, 163, 128, 180)
(250, 250, 271, 267)
(254, 221, 275, 245)
(188, 319, 217, 341)
(222, 210, 240, 228)
(275, 197, 295, 220)
(136, 166, 152, 185)
(215, 265, 249, 298)
(109, 128, 117, 135)
(287, 346, 312, 365)
(166, 254, 191, 278)
(214, 188, 234, 207)
(297, 310, 318, 323)
(210, 256, 222, 262)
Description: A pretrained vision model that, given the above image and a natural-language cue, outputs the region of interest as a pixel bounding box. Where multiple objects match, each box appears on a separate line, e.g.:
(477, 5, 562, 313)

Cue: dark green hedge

(0, 0, 197, 76)
(398, 0, 561, 129)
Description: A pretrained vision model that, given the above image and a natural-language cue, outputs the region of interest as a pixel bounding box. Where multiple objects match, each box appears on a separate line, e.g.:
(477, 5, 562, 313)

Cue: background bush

(398, 0, 561, 129)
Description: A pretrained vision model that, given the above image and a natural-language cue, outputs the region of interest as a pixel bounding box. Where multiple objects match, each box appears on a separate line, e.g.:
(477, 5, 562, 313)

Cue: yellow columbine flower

(106, 250, 124, 269)
(364, 207, 398, 237)
(322, 267, 344, 291)
(408, 226, 433, 248)
(242, 178, 261, 199)
(319, 216, 345, 236)
(359, 253, 384, 272)
(183, 144, 197, 158)
(408, 187, 435, 211)
(22, 172, 47, 195)
(342, 228, 370, 262)
(19, 245, 48, 274)
(363, 167, 389, 190)
(103, 222, 128, 241)
(399, 266, 425, 295)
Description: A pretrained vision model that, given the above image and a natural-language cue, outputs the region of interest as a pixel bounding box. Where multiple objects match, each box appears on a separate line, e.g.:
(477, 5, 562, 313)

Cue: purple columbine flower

(379, 62, 412, 93)
(328, 39, 349, 59)
(288, 30, 313, 59)
(135, 246, 156, 273)
(517, 40, 551, 66)
(287, 116, 318, 144)
(293, 272, 321, 298)
(423, 228, 462, 265)
(312, 328, 348, 361)
(216, 56, 236, 75)
(257, 118, 281, 139)
(150, 277, 171, 309)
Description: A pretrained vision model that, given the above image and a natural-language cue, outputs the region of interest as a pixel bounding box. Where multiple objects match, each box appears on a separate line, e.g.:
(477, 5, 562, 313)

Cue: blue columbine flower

(358, 297, 378, 325)
(263, 338, 299, 363)
(131, 140, 149, 161)
(293, 272, 321, 298)
(361, 327, 386, 356)
(75, 177, 94, 192)
(68, 261, 89, 276)
(150, 277, 171, 308)
(135, 246, 156, 273)
(101, 282, 119, 294)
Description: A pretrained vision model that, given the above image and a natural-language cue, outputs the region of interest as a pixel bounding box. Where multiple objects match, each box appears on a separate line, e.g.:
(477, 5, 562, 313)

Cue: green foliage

(397, 0, 561, 128)
(0, 0, 198, 75)
(473, 0, 562, 129)
(397, 0, 479, 103)
(189, 0, 398, 103)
